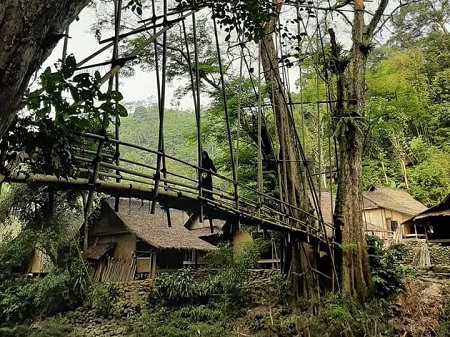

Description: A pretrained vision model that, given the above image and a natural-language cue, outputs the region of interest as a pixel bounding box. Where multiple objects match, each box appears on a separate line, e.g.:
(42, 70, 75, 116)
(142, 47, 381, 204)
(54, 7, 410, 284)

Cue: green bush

(132, 306, 231, 337)
(87, 283, 118, 317)
(155, 239, 267, 307)
(0, 259, 90, 323)
(155, 268, 208, 305)
(206, 239, 268, 306)
(268, 271, 293, 305)
(295, 294, 395, 337)
(367, 235, 410, 297)
(255, 294, 396, 337)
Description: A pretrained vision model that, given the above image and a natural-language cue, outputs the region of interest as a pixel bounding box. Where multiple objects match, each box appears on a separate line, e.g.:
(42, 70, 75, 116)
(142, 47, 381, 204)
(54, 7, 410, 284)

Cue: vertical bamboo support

(213, 17, 238, 213)
(316, 33, 322, 211)
(82, 136, 105, 251)
(235, 43, 244, 229)
(191, 13, 204, 223)
(151, 0, 168, 214)
(257, 42, 263, 217)
(166, 207, 172, 227)
(82, 0, 123, 250)
(114, 0, 123, 212)
(62, 27, 70, 64)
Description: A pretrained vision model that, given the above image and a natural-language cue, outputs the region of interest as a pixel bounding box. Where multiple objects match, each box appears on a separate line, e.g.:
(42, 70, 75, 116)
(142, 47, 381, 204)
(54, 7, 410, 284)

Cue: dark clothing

(201, 152, 216, 199)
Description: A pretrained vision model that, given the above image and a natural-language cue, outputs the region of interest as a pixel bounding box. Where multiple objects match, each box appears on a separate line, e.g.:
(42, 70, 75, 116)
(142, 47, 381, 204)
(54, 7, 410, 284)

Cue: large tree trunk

(0, 0, 90, 137)
(260, 0, 318, 300)
(332, 0, 388, 300)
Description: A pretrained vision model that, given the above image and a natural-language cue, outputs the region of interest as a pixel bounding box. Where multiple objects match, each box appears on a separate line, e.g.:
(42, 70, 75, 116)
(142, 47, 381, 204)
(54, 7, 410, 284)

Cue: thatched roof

(87, 243, 115, 260)
(313, 191, 334, 224)
(403, 193, 450, 225)
(105, 199, 215, 251)
(190, 226, 223, 238)
(363, 186, 426, 216)
(314, 190, 392, 234)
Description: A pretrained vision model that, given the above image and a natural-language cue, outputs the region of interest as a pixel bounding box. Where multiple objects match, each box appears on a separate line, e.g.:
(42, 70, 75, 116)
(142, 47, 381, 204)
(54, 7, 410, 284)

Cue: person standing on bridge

(201, 150, 217, 199)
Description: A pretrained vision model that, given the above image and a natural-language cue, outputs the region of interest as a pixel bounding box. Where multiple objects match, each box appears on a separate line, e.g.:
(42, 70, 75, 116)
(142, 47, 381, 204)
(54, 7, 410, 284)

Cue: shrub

(296, 294, 395, 337)
(269, 271, 293, 305)
(133, 306, 231, 337)
(155, 239, 267, 307)
(0, 259, 90, 323)
(155, 268, 207, 305)
(87, 282, 118, 317)
(260, 294, 396, 337)
(367, 235, 411, 297)
(206, 239, 268, 307)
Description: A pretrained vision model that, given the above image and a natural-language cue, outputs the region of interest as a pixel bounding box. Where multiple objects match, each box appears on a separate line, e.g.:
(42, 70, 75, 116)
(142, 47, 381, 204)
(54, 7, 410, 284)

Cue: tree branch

(365, 0, 389, 37)
(373, 0, 422, 37)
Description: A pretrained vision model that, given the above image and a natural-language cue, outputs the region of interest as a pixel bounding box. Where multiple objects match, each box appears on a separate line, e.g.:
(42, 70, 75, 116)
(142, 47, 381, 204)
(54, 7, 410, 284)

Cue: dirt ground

(391, 276, 449, 337)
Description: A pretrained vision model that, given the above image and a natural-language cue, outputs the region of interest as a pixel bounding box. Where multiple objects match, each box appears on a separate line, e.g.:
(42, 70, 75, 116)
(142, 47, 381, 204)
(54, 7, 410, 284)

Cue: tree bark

(0, 0, 90, 137)
(332, 0, 388, 300)
(260, 0, 317, 300)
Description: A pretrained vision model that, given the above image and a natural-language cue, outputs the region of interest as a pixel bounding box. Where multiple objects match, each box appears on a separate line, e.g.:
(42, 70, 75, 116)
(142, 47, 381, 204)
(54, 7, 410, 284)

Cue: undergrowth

(132, 304, 232, 337)
(367, 235, 411, 297)
(246, 294, 396, 337)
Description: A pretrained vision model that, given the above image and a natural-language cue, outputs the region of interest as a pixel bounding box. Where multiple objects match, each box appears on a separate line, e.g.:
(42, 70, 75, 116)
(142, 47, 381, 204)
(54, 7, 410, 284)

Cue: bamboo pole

(150, 0, 168, 214)
(114, 0, 123, 212)
(213, 17, 239, 213)
(192, 12, 204, 223)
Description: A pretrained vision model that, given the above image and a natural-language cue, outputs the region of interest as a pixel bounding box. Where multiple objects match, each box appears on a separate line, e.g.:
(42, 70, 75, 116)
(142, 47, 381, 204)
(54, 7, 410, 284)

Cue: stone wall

(402, 240, 450, 266)
(48, 280, 153, 337)
(40, 269, 282, 337)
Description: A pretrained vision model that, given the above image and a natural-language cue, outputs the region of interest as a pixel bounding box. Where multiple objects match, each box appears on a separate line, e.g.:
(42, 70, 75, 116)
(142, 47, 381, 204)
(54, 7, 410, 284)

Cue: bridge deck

(6, 173, 332, 247)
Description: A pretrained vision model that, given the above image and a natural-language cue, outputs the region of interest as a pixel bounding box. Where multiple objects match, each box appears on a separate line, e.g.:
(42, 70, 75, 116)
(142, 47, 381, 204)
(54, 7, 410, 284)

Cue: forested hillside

(362, 30, 450, 206)
(116, 104, 199, 183)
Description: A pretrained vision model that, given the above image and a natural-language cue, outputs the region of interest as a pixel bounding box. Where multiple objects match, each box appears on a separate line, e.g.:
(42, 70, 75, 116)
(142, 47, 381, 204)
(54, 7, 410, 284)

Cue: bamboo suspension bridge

(1, 0, 340, 284)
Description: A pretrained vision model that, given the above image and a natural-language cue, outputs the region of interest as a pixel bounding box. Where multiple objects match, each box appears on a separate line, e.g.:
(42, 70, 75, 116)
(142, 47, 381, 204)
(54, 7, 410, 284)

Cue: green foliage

(24, 55, 127, 124)
(155, 239, 266, 307)
(367, 235, 410, 297)
(408, 137, 450, 206)
(294, 294, 395, 337)
(206, 239, 268, 306)
(0, 184, 84, 268)
(0, 229, 34, 281)
(28, 320, 72, 337)
(1, 54, 125, 179)
(133, 305, 231, 337)
(0, 260, 90, 323)
(268, 271, 292, 306)
(87, 283, 118, 317)
(243, 294, 395, 337)
(155, 268, 208, 305)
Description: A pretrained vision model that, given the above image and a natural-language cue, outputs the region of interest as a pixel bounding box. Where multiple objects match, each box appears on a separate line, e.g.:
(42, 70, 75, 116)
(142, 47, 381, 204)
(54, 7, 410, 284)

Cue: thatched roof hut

(89, 198, 215, 282)
(403, 193, 450, 242)
(316, 190, 392, 237)
(106, 199, 215, 251)
(363, 186, 426, 217)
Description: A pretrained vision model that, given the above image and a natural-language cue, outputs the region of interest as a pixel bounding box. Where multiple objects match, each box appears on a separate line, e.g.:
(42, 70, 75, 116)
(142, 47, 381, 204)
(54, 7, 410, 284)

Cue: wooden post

(151, 0, 168, 214)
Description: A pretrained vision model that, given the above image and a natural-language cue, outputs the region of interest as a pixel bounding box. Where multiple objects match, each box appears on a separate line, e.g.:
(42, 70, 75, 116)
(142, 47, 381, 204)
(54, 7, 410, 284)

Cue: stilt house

(362, 185, 427, 240)
(402, 193, 450, 243)
(88, 199, 215, 282)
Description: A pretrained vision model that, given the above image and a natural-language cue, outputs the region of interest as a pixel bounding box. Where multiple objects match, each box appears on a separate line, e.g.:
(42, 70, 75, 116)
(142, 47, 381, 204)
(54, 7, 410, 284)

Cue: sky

(40, 1, 406, 111)
(42, 6, 193, 109)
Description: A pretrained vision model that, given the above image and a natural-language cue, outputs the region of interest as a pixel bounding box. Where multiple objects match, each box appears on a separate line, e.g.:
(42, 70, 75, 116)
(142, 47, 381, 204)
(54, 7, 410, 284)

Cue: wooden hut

(27, 214, 83, 276)
(313, 190, 389, 239)
(362, 186, 427, 240)
(88, 199, 215, 282)
(402, 193, 450, 243)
